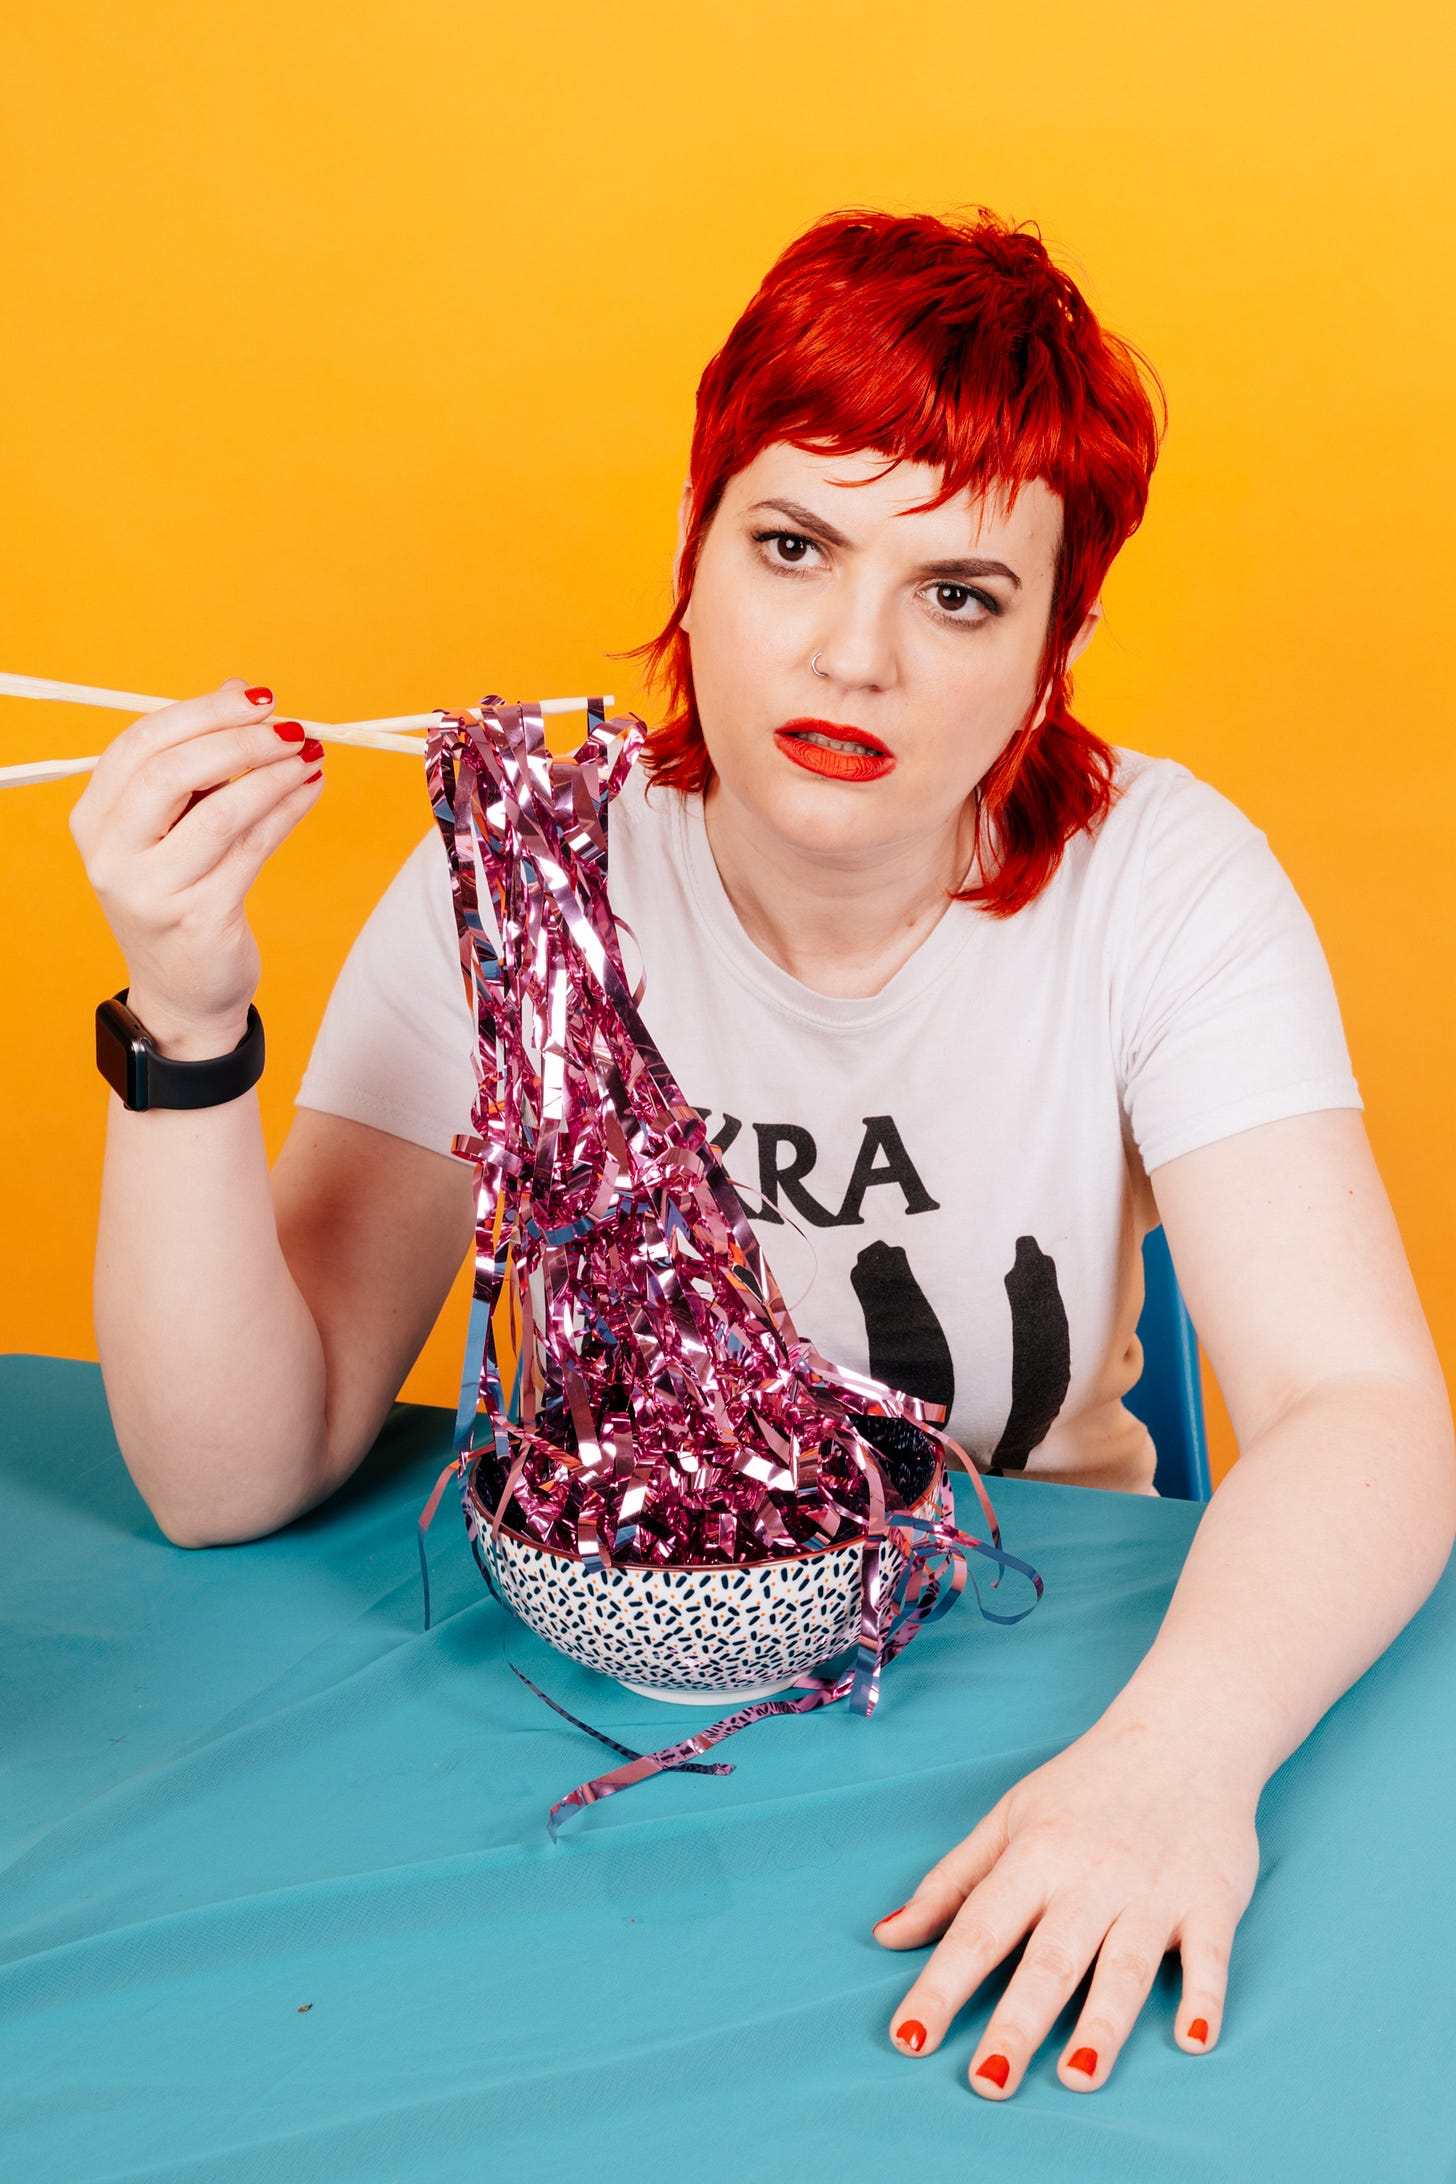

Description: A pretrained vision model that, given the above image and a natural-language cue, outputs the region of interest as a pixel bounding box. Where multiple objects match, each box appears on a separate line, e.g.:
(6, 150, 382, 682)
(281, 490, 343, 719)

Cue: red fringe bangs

(615, 206, 1165, 918)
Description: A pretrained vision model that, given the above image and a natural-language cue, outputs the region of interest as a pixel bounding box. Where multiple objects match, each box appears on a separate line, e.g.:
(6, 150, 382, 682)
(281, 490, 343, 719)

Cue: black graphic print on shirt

(986, 1235, 1072, 1475)
(696, 1110, 1071, 1468)
(850, 1239, 956, 1415)
(704, 1113, 941, 1228)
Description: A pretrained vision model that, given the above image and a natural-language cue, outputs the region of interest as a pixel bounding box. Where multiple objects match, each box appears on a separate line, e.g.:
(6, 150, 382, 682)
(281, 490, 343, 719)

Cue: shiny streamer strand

(417, 696, 1044, 1828)
(538, 1499, 1046, 1839)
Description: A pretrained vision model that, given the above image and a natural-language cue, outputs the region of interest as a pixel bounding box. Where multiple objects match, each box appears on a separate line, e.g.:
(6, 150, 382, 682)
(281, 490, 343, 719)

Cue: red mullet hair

(614, 206, 1165, 917)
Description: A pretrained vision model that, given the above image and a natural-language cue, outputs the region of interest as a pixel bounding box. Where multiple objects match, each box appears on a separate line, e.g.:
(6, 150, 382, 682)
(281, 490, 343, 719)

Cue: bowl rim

(464, 1449, 945, 1572)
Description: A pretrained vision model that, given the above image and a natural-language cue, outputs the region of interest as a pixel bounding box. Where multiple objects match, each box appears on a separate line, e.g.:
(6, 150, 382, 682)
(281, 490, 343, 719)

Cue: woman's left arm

(876, 1106, 1456, 2098)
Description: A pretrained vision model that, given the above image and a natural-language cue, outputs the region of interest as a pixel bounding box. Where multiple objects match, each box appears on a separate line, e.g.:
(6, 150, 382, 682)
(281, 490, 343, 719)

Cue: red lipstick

(772, 717, 895, 783)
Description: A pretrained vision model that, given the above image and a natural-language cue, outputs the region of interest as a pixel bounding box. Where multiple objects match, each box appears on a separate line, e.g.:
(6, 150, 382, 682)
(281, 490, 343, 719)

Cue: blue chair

(1125, 1224, 1213, 1501)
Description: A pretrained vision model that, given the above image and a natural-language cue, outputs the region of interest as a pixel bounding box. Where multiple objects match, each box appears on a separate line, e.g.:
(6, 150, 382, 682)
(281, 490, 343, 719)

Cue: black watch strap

(95, 988, 266, 1112)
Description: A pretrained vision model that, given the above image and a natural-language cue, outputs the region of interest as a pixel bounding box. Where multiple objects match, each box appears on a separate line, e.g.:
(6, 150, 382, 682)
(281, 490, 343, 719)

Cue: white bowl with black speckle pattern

(465, 1456, 942, 1705)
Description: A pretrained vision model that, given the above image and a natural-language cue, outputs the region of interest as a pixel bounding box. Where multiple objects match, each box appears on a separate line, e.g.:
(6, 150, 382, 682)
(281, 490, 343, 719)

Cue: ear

(674, 476, 695, 630)
(1028, 598, 1103, 731)
(1065, 596, 1102, 669)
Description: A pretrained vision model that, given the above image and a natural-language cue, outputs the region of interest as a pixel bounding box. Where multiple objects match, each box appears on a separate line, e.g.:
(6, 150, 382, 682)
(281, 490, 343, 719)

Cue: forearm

(1097, 1371, 1456, 1797)
(95, 1036, 329, 1546)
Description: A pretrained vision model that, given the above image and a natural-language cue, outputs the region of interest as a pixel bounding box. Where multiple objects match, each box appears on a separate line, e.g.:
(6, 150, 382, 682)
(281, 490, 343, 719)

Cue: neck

(700, 778, 980, 999)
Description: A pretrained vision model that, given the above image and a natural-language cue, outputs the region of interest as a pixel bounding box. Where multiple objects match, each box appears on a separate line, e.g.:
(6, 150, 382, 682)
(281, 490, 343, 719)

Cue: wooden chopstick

(0, 675, 617, 788)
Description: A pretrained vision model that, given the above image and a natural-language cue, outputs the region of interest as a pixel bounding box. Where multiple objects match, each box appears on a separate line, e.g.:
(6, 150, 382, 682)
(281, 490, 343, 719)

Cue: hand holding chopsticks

(0, 673, 616, 787)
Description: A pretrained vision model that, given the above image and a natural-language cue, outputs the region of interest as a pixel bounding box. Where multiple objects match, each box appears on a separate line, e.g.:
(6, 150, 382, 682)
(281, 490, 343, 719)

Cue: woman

(70, 207, 1455, 2101)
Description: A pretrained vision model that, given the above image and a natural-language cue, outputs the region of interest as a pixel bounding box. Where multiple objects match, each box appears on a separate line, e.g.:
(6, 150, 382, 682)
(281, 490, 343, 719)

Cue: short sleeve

(1115, 769, 1363, 1173)
(294, 828, 479, 1157)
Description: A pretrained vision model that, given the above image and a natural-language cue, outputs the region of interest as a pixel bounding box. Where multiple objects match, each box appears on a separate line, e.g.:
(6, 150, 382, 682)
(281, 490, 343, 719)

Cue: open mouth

(772, 719, 895, 783)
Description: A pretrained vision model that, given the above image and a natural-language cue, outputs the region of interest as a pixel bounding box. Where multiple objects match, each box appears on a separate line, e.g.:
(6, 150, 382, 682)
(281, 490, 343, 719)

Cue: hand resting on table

(874, 1706, 1259, 2096)
(875, 1105, 1455, 2098)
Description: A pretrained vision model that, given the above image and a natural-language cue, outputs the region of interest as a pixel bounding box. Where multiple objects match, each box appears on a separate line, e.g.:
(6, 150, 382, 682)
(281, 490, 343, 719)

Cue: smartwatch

(95, 988, 266, 1112)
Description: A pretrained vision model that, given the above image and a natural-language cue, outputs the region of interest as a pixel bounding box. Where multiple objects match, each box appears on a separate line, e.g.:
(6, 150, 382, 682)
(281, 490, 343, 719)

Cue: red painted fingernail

(272, 721, 306, 742)
(875, 1904, 910, 1929)
(299, 738, 325, 763)
(975, 2053, 1010, 2088)
(244, 687, 273, 706)
(1187, 2018, 1209, 2044)
(304, 768, 323, 784)
(1068, 2046, 1099, 2077)
(894, 2020, 927, 2054)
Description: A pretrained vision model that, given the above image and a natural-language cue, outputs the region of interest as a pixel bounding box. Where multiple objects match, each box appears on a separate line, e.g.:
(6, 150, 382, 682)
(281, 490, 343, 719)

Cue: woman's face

(678, 442, 1097, 864)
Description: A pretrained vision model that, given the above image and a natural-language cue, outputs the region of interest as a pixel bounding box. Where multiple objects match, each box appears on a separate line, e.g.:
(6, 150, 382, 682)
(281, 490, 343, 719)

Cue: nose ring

(811, 651, 828, 678)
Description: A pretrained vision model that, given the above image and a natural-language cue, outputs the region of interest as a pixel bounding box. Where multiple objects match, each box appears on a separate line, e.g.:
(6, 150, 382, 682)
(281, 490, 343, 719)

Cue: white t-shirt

(295, 747, 1362, 1496)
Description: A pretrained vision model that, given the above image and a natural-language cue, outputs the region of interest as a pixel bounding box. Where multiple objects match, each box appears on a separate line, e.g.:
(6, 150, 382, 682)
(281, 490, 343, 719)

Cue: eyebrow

(744, 497, 1023, 589)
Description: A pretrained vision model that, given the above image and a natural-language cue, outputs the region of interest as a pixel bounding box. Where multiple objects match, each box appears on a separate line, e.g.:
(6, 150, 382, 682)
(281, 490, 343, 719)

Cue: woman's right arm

(72, 678, 475, 1546)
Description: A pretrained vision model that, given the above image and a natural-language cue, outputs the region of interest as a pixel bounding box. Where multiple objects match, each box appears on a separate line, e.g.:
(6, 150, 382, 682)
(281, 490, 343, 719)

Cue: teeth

(796, 730, 880, 757)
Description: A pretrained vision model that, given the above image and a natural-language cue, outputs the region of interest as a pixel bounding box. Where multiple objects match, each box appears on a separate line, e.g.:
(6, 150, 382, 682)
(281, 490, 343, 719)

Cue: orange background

(4, 0, 1453, 1489)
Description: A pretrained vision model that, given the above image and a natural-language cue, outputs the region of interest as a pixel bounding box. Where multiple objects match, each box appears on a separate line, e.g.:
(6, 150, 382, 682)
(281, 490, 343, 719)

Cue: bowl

(465, 1452, 943, 1705)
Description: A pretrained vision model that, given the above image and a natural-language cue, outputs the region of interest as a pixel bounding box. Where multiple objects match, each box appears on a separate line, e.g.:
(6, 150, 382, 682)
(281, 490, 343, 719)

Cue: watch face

(95, 999, 148, 1109)
(94, 993, 264, 1111)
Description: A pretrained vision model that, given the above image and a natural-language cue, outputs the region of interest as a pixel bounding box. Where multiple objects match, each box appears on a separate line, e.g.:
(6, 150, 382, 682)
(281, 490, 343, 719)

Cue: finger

(1173, 1905, 1233, 2055)
(874, 1798, 1011, 1949)
(887, 1865, 1045, 2060)
(206, 759, 326, 896)
(1023, 1909, 1170, 2096)
(166, 680, 284, 835)
(111, 716, 312, 861)
(171, 785, 221, 829)
(84, 678, 277, 813)
(959, 1902, 1123, 2099)
(158, 747, 325, 891)
(149, 732, 315, 880)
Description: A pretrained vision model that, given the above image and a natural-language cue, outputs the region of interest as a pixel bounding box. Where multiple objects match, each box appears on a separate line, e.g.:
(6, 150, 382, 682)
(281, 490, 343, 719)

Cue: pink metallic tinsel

(418, 695, 1043, 1827)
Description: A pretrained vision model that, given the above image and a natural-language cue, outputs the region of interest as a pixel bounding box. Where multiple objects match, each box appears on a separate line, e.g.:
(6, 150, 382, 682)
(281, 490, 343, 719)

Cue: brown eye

(926, 582, 1000, 626)
(752, 529, 816, 566)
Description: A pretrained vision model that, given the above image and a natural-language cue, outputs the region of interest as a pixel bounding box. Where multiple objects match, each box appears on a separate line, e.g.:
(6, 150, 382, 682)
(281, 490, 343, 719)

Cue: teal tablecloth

(1, 1354, 1450, 2181)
